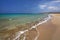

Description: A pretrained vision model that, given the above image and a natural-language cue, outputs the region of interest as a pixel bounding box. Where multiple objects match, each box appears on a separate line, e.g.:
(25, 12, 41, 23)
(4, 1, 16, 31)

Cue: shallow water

(0, 13, 49, 40)
(0, 13, 48, 31)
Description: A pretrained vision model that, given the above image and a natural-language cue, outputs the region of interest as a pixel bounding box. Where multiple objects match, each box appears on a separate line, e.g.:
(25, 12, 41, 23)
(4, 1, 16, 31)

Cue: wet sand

(0, 14, 60, 40)
(25, 14, 60, 40)
(25, 28, 37, 40)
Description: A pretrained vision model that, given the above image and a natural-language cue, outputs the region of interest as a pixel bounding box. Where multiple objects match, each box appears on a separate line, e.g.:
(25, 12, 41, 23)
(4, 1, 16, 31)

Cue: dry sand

(25, 14, 60, 40)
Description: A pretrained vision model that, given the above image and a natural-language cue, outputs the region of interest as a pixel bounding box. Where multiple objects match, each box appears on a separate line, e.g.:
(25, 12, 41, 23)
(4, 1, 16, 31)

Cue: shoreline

(37, 14, 60, 40)
(22, 14, 60, 40)
(13, 14, 52, 40)
(0, 14, 60, 40)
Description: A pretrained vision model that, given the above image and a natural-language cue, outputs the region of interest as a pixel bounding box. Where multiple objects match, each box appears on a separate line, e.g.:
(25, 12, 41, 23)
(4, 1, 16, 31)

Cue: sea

(0, 13, 48, 31)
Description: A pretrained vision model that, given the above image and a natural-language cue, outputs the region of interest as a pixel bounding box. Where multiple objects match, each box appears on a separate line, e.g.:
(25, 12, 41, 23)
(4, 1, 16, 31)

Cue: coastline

(24, 14, 60, 40)
(0, 14, 50, 40)
(13, 14, 52, 40)
(0, 14, 60, 40)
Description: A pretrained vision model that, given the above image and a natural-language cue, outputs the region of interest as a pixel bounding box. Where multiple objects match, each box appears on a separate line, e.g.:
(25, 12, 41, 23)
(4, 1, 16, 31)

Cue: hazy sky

(0, 0, 60, 13)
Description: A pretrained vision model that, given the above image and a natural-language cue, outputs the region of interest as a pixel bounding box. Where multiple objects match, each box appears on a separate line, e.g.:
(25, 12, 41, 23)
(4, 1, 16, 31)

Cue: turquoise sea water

(0, 13, 48, 31)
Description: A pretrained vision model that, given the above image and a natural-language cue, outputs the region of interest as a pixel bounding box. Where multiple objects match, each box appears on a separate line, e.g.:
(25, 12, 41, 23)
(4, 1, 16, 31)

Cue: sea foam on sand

(37, 14, 60, 40)
(13, 14, 52, 40)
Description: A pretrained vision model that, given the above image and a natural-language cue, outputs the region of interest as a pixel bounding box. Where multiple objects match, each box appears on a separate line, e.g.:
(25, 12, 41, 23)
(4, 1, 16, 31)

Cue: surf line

(32, 14, 52, 40)
(22, 32, 26, 40)
(13, 14, 52, 40)
(34, 28, 39, 40)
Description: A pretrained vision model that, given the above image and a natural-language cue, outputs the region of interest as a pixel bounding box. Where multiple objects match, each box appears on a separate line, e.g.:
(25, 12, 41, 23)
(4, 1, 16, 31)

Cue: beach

(0, 13, 60, 40)
(0, 0, 60, 40)
(0, 13, 47, 40)
(25, 14, 60, 40)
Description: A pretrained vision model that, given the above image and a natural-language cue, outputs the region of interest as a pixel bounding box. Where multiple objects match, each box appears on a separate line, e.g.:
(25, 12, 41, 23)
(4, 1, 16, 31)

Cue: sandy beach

(25, 14, 60, 40)
(0, 14, 60, 40)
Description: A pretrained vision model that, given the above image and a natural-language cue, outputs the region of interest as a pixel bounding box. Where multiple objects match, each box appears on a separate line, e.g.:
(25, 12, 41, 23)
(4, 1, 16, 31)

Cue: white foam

(13, 30, 28, 40)
(13, 14, 52, 40)
(30, 14, 51, 29)
(34, 28, 39, 40)
(23, 36, 26, 40)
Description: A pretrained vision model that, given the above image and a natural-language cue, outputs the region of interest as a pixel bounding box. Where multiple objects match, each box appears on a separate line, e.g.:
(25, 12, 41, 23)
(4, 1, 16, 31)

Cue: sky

(0, 0, 60, 13)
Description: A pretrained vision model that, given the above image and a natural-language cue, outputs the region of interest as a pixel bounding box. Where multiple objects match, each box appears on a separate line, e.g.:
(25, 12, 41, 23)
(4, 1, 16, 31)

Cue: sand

(25, 14, 60, 40)
(0, 14, 60, 40)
